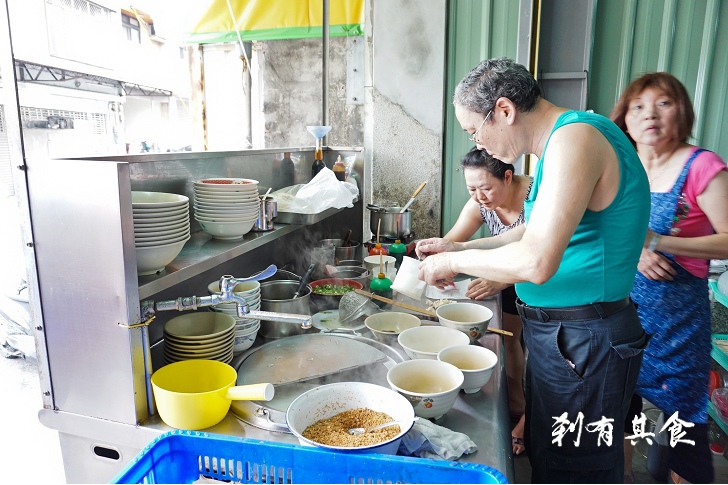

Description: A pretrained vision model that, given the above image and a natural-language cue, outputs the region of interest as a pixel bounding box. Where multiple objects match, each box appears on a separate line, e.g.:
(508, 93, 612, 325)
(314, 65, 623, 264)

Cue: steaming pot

(367, 205, 412, 239)
(259, 280, 312, 339)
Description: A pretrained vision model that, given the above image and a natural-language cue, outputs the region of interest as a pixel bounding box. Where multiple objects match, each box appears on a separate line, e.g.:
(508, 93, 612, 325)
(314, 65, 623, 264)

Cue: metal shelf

(137, 224, 304, 299)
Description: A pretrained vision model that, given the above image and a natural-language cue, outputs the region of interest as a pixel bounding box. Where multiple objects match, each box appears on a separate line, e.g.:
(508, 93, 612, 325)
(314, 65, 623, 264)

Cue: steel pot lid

(230, 334, 405, 432)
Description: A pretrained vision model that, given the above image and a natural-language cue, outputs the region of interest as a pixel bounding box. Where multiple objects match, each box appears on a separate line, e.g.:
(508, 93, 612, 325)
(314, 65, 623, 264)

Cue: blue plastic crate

(111, 430, 508, 484)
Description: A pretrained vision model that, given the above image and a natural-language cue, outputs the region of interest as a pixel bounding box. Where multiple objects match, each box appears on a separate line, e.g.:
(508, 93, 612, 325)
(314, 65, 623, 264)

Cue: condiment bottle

(333, 155, 346, 181)
(312, 139, 325, 178)
(388, 239, 407, 270)
(370, 272, 393, 308)
(369, 243, 386, 256)
(281, 152, 295, 186)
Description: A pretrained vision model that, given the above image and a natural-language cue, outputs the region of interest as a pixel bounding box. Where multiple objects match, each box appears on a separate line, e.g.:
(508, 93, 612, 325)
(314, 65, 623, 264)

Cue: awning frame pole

(322, 0, 330, 132)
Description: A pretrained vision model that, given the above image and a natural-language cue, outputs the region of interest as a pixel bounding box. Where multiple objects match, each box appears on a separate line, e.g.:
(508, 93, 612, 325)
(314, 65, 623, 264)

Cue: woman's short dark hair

(610, 72, 694, 144)
(460, 146, 514, 180)
(453, 57, 542, 116)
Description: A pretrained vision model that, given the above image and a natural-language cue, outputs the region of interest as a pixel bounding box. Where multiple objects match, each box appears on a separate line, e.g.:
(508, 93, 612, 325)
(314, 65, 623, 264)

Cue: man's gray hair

(453, 58, 542, 115)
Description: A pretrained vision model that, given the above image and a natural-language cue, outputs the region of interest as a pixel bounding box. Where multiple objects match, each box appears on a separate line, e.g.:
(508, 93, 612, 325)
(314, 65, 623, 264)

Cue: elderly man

(416, 58, 650, 484)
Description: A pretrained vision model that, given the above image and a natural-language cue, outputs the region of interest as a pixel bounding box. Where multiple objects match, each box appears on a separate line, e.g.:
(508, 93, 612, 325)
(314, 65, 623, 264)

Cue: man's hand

(418, 252, 457, 287)
(415, 238, 460, 259)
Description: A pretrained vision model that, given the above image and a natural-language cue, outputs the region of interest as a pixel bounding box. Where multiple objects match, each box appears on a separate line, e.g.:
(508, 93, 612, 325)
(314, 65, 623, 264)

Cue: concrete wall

(258, 36, 365, 148)
(365, 0, 447, 240)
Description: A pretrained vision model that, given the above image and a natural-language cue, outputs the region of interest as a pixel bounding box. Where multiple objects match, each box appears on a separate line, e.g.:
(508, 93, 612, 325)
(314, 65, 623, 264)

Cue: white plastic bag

(272, 167, 358, 214)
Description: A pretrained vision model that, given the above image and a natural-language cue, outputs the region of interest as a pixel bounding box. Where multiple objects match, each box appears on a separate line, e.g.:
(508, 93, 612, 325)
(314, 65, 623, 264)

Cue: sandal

(512, 436, 525, 456)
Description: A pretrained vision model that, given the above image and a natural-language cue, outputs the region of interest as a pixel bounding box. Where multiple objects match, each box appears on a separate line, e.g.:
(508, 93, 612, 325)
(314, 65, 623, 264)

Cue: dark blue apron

(631, 148, 710, 424)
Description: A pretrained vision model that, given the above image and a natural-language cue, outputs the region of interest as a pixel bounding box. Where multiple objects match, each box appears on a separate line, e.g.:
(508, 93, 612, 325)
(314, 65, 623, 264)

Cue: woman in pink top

(612, 72, 728, 484)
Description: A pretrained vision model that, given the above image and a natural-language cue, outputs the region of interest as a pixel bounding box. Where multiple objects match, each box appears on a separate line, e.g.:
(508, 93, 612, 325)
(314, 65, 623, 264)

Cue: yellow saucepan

(151, 359, 274, 430)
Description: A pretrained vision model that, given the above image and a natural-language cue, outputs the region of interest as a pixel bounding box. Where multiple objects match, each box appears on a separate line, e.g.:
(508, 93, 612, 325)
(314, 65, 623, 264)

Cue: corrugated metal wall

(589, 0, 728, 157)
(443, 0, 520, 237)
(442, 0, 728, 236)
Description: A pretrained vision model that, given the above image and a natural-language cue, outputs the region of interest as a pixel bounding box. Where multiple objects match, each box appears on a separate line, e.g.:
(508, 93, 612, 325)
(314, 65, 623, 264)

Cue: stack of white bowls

(163, 313, 235, 365)
(207, 280, 261, 353)
(193, 178, 260, 240)
(132, 191, 191, 276)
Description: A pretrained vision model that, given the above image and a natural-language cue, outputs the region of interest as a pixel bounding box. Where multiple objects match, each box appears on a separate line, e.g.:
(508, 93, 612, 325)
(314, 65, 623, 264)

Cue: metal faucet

(140, 264, 312, 329)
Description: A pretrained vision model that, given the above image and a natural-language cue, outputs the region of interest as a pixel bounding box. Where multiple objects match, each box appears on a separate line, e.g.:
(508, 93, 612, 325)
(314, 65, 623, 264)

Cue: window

(122, 13, 141, 44)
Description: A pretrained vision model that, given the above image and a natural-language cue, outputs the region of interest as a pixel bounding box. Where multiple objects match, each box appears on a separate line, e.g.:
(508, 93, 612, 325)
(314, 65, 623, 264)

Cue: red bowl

(309, 278, 363, 312)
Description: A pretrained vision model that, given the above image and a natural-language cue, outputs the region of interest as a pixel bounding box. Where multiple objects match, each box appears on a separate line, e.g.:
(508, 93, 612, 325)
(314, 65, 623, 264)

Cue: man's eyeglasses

(469, 110, 493, 144)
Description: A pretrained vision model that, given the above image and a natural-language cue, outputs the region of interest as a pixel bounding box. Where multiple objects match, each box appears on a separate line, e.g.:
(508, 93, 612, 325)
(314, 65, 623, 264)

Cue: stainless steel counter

(39, 290, 513, 483)
(138, 291, 514, 481)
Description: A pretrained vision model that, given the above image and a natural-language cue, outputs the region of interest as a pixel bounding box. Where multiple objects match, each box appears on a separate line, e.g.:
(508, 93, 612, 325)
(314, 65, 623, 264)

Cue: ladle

(400, 181, 427, 213)
(293, 263, 316, 299)
(348, 417, 419, 436)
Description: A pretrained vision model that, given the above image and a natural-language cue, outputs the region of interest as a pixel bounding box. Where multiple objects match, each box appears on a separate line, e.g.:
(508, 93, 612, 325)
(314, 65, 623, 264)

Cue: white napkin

(425, 279, 472, 300)
(398, 418, 477, 460)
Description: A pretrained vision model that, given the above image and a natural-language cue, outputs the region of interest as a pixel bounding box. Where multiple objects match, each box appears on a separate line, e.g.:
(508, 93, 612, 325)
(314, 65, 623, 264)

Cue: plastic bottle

(281, 152, 295, 187)
(388, 239, 407, 270)
(369, 243, 386, 256)
(333, 155, 346, 181)
(312, 140, 325, 178)
(370, 272, 393, 308)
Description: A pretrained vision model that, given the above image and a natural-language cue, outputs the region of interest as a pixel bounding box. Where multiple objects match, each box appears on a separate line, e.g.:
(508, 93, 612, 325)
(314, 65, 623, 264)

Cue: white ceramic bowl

(134, 233, 190, 248)
(365, 312, 421, 345)
(164, 312, 236, 341)
(135, 237, 189, 275)
(194, 177, 259, 190)
(135, 229, 190, 244)
(197, 218, 256, 239)
(133, 213, 190, 225)
(194, 200, 259, 210)
(134, 222, 190, 237)
(436, 302, 494, 344)
(437, 344, 498, 394)
(132, 206, 188, 218)
(133, 219, 190, 233)
(131, 191, 189, 208)
(194, 211, 259, 222)
(194, 206, 258, 216)
(194, 212, 258, 222)
(386, 359, 464, 420)
(286, 382, 416, 454)
(233, 323, 260, 353)
(397, 325, 470, 360)
(193, 193, 257, 203)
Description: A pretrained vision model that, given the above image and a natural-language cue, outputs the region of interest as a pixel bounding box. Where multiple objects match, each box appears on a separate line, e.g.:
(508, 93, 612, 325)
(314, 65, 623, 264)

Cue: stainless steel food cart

(17, 148, 514, 483)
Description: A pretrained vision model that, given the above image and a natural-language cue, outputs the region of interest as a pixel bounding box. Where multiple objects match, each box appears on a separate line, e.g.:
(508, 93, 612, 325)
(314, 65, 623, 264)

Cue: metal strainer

(339, 291, 380, 324)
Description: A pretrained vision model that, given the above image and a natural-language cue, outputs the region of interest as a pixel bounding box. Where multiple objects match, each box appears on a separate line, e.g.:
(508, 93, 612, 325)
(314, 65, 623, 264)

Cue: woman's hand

(415, 238, 460, 259)
(637, 249, 677, 281)
(418, 252, 456, 287)
(465, 278, 508, 300)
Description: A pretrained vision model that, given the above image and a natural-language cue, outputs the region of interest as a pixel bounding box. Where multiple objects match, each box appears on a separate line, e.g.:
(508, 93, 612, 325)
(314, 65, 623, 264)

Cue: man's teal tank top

(515, 110, 650, 307)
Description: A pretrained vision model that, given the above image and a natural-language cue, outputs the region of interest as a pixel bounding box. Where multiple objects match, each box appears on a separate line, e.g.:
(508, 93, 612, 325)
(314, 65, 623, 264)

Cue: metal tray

(230, 333, 404, 432)
(275, 197, 359, 225)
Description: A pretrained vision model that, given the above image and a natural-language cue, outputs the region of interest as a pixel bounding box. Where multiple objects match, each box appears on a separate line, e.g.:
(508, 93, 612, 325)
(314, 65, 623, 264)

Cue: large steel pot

(318, 238, 361, 263)
(367, 205, 412, 239)
(259, 280, 312, 339)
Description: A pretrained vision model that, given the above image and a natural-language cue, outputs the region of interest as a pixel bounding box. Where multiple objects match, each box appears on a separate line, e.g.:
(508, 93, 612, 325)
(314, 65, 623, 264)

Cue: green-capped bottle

(369, 272, 393, 308)
(388, 239, 406, 270)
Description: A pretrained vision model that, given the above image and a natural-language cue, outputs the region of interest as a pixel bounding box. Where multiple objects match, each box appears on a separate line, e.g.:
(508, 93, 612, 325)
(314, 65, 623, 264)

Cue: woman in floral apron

(612, 72, 728, 483)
